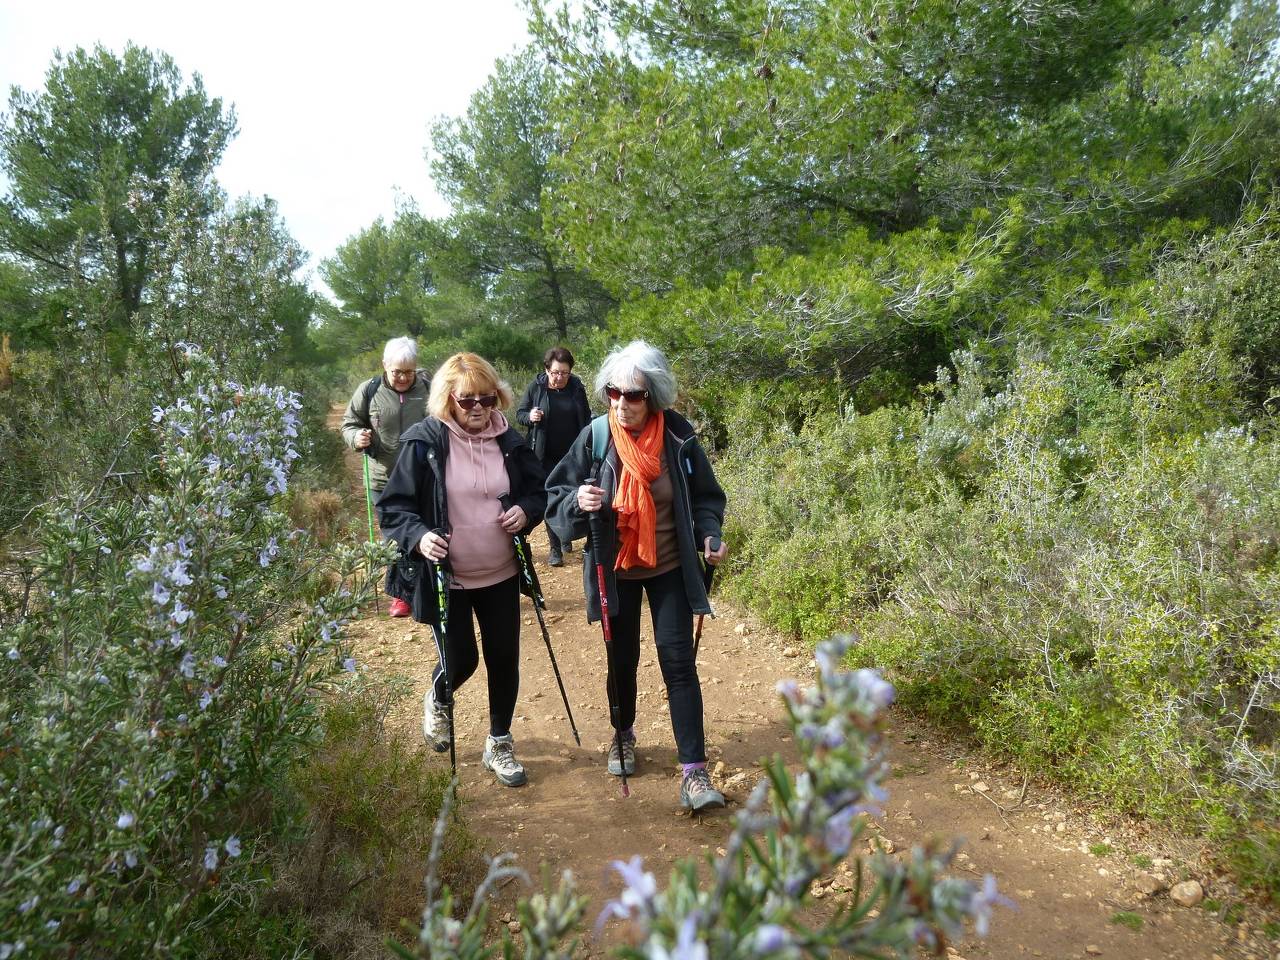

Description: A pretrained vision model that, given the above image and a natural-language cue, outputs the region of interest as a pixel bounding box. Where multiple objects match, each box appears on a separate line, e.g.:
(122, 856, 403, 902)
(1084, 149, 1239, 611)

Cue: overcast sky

(0, 1, 533, 293)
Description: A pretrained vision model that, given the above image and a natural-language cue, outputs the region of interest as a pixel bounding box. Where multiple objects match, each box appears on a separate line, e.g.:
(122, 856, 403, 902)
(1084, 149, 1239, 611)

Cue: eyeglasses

(387, 368, 415, 379)
(453, 394, 499, 410)
(605, 385, 649, 403)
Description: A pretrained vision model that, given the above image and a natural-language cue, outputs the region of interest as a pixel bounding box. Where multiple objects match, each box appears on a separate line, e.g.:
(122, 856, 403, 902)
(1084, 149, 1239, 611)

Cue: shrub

(0, 347, 391, 956)
(718, 347, 1280, 894)
(272, 679, 480, 959)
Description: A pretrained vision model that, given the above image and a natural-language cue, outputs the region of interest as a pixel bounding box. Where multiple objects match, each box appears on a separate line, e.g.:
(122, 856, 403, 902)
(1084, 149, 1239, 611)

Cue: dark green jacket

(340, 372, 430, 490)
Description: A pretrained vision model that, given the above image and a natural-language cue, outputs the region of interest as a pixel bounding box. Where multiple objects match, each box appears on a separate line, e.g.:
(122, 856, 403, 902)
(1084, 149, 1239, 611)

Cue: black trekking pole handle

(499, 493, 581, 747)
(585, 476, 629, 797)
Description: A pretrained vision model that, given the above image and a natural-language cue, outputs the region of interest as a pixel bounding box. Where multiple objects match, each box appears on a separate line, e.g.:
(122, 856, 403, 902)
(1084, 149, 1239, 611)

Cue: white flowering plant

(0, 347, 393, 957)
(400, 636, 1006, 960)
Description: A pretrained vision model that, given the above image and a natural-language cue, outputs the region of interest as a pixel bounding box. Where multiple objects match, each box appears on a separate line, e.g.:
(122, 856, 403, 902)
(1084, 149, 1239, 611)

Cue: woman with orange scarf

(546, 341, 729, 811)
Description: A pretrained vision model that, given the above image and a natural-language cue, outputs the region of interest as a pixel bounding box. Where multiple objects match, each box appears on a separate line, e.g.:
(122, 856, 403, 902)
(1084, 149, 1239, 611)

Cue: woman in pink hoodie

(377, 353, 548, 787)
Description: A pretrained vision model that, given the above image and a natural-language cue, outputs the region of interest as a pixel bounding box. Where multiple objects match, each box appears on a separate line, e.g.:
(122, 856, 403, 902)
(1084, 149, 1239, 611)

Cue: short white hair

(383, 336, 417, 368)
(594, 340, 678, 411)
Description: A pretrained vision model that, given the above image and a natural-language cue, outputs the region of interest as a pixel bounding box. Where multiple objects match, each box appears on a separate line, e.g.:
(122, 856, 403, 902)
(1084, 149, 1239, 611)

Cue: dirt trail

(332, 411, 1276, 960)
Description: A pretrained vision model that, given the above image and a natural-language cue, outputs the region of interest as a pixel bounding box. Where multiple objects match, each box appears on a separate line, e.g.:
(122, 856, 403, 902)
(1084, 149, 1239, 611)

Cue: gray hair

(382, 336, 418, 368)
(594, 340, 677, 411)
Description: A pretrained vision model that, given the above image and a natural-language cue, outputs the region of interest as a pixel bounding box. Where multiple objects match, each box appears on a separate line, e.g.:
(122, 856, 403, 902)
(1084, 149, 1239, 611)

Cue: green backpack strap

(590, 414, 610, 463)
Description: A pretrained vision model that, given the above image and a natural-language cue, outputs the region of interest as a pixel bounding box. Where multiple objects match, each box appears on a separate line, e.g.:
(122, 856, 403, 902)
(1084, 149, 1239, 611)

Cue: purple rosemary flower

(753, 925, 791, 955)
(596, 855, 657, 932)
(650, 914, 707, 960)
(823, 804, 857, 857)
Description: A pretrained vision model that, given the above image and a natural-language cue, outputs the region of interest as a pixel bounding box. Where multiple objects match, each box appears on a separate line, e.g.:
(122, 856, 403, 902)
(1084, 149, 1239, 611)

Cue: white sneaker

(482, 734, 527, 787)
(422, 685, 450, 753)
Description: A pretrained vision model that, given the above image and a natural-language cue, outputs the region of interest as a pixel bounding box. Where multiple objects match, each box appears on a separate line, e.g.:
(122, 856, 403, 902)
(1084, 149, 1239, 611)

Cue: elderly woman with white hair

(341, 335, 431, 618)
(546, 340, 729, 810)
(341, 337, 432, 490)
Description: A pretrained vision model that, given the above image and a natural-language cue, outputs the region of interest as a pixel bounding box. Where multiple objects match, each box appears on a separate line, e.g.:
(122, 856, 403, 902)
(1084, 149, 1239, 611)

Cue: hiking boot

(422, 685, 450, 753)
(679, 767, 725, 811)
(482, 734, 527, 787)
(548, 549, 564, 567)
(607, 731, 636, 777)
(388, 597, 411, 618)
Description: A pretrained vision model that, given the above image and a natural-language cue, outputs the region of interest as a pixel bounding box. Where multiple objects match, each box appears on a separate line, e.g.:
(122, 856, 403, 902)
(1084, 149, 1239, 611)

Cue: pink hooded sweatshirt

(442, 411, 519, 589)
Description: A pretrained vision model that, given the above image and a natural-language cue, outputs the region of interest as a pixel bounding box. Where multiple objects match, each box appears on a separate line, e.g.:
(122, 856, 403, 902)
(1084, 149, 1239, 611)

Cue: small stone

(507, 920, 521, 933)
(1055, 822, 1066, 833)
(734, 623, 750, 636)
(1134, 874, 1166, 897)
(782, 646, 799, 658)
(973, 781, 990, 793)
(713, 761, 726, 777)
(1170, 880, 1204, 907)
(1085, 946, 1102, 956)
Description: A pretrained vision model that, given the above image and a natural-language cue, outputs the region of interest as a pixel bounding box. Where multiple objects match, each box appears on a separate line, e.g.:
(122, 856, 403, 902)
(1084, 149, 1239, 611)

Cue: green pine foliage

(522, 0, 1280, 896)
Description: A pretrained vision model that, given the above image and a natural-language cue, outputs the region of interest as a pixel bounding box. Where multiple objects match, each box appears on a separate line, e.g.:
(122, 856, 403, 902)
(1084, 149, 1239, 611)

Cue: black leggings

(430, 574, 521, 738)
(607, 567, 706, 765)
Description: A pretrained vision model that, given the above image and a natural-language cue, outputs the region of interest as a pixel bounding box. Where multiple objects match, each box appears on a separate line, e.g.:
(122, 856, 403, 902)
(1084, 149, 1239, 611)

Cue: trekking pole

(585, 476, 629, 798)
(499, 494, 581, 746)
(693, 536, 722, 661)
(427, 531, 456, 775)
(362, 451, 380, 615)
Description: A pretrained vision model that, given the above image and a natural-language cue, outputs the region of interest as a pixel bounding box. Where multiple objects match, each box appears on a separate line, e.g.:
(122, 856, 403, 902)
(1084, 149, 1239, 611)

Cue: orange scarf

(610, 408, 664, 570)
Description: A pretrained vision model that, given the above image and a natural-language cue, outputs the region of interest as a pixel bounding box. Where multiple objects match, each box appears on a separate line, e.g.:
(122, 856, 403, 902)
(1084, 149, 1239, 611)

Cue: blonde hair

(428, 353, 515, 420)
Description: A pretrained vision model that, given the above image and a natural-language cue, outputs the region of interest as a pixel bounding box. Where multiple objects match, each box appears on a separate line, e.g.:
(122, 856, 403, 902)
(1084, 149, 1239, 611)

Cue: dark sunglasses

(453, 394, 499, 410)
(605, 385, 650, 403)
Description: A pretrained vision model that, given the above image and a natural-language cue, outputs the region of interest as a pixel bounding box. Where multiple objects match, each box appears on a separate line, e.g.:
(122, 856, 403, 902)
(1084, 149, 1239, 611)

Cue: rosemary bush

(0, 347, 389, 957)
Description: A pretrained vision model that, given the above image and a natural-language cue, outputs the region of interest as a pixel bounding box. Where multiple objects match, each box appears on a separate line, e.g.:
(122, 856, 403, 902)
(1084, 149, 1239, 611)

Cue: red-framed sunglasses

(605, 385, 649, 403)
(453, 394, 499, 410)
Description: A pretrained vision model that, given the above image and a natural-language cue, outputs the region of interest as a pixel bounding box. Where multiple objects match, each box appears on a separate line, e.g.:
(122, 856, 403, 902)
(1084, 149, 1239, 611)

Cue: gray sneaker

(607, 732, 636, 776)
(679, 767, 725, 811)
(482, 734, 527, 787)
(422, 685, 450, 753)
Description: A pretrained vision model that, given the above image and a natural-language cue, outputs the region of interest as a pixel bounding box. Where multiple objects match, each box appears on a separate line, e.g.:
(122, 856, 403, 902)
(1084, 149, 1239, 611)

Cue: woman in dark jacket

(545, 340, 728, 810)
(378, 352, 547, 787)
(516, 346, 592, 566)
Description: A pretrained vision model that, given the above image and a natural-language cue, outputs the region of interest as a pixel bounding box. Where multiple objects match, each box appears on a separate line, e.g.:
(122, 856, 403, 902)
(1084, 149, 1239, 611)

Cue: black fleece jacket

(545, 410, 726, 624)
(376, 416, 547, 625)
(515, 373, 592, 463)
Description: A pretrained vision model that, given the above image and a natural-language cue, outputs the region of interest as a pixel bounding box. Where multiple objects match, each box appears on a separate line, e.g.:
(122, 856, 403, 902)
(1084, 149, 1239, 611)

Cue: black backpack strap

(361, 376, 382, 419)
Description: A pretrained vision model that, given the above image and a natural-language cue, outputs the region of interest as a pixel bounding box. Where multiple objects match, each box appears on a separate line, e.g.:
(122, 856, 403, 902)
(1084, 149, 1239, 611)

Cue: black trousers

(430, 574, 521, 738)
(607, 566, 706, 764)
